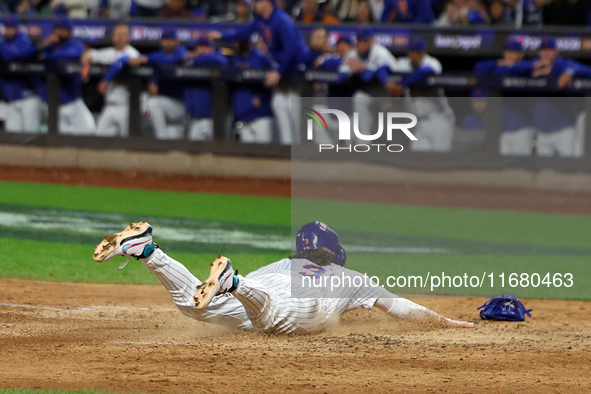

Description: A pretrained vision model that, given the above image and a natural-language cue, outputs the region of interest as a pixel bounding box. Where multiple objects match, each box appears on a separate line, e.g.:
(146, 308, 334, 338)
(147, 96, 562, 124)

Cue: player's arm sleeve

(374, 297, 445, 324)
(45, 42, 85, 60)
(564, 59, 591, 78)
(221, 22, 257, 42)
(0, 37, 36, 61)
(102, 55, 130, 82)
(400, 66, 436, 87)
(374, 65, 391, 85)
(504, 60, 534, 76)
(474, 59, 497, 75)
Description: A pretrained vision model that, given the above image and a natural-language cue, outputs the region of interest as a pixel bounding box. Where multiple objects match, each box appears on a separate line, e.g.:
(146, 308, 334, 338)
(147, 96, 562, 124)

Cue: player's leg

(72, 99, 97, 135)
(239, 116, 273, 144)
(96, 106, 120, 137)
(147, 96, 170, 139)
(196, 257, 326, 334)
(429, 112, 455, 152)
(410, 125, 433, 151)
(59, 99, 96, 135)
(554, 126, 576, 157)
(94, 222, 250, 329)
(21, 97, 41, 133)
(5, 101, 23, 133)
(535, 131, 554, 156)
(188, 118, 213, 141)
(271, 88, 293, 145)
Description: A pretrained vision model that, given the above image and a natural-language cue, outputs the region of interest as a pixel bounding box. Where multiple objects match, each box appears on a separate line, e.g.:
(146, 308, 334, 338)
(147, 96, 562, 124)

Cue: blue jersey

(185, 51, 229, 119)
(147, 45, 189, 101)
(0, 32, 38, 100)
(42, 38, 86, 104)
(231, 48, 275, 123)
(462, 113, 485, 131)
(222, 7, 310, 75)
(504, 56, 587, 132)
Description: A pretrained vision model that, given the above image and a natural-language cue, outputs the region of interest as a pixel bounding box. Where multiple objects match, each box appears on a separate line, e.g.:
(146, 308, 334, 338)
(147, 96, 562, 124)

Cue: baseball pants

(5, 96, 41, 133)
(97, 104, 129, 137)
(536, 126, 576, 157)
(236, 116, 274, 144)
(188, 118, 213, 141)
(147, 95, 185, 140)
(411, 112, 455, 152)
(141, 249, 327, 334)
(272, 86, 301, 145)
(500, 127, 534, 156)
(59, 98, 96, 135)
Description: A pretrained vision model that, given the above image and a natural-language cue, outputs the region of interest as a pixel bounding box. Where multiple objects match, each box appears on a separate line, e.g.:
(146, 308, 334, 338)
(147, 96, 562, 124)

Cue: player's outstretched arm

(374, 297, 474, 328)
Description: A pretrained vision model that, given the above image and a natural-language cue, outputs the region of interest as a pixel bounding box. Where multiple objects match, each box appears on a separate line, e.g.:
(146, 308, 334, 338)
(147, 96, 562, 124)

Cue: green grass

(0, 238, 287, 285)
(0, 181, 290, 226)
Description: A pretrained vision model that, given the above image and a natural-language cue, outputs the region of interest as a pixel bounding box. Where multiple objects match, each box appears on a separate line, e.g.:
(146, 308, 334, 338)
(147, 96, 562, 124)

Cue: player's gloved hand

(443, 317, 474, 328)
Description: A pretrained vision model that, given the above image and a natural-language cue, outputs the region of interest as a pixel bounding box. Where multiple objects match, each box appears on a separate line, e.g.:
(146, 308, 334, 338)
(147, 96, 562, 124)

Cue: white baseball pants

(147, 95, 185, 140)
(59, 98, 97, 135)
(5, 96, 41, 133)
(188, 118, 213, 141)
(500, 127, 534, 156)
(97, 104, 129, 137)
(236, 116, 274, 144)
(272, 87, 301, 145)
(536, 126, 577, 157)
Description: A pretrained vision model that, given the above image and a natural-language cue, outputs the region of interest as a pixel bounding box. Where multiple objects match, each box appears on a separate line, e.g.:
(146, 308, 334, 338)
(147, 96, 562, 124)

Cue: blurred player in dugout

(476, 35, 591, 157)
(127, 26, 188, 140)
(0, 14, 41, 133)
(38, 17, 96, 135)
(82, 23, 140, 137)
(210, 0, 311, 145)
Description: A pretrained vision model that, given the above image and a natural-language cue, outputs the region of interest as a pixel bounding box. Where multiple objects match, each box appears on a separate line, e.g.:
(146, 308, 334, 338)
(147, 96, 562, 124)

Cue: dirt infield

(1, 278, 590, 393)
(2, 164, 591, 393)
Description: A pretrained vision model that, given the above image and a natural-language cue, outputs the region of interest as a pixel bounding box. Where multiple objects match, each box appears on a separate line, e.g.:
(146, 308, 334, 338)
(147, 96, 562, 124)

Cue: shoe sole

(194, 255, 232, 310)
(93, 221, 151, 263)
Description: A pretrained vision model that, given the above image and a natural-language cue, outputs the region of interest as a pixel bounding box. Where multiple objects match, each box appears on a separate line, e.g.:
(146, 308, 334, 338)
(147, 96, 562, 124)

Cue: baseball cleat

(93, 221, 154, 263)
(194, 255, 237, 310)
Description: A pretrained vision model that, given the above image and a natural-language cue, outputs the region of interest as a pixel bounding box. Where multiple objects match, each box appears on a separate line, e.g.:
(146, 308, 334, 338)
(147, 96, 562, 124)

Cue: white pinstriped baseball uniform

(88, 45, 140, 137)
(142, 249, 441, 334)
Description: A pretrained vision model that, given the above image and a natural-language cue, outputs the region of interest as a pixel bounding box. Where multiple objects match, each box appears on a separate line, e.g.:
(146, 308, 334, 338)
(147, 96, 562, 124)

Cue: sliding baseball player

(94, 221, 473, 334)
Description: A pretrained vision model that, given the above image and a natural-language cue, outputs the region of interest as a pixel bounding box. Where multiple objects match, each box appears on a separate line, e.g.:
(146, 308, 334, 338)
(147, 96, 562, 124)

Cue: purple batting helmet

(296, 221, 346, 267)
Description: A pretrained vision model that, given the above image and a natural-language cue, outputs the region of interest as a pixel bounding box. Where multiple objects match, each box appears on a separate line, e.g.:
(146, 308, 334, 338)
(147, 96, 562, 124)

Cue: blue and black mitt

(477, 292, 532, 321)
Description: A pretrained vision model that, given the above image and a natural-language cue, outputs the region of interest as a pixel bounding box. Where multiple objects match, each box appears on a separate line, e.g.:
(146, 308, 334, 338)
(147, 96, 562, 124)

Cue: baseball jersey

(221, 7, 310, 76)
(339, 43, 398, 84)
(248, 258, 384, 316)
(504, 56, 587, 132)
(147, 45, 189, 101)
(90, 45, 140, 105)
(393, 55, 451, 119)
(184, 51, 229, 119)
(231, 48, 275, 123)
(42, 38, 86, 104)
(0, 32, 39, 101)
